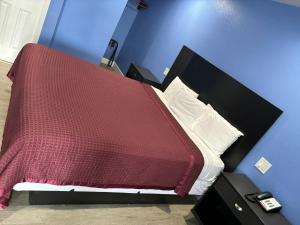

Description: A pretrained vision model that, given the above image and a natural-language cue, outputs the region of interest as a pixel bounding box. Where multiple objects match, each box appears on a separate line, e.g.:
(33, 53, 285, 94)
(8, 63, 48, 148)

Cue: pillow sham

(164, 77, 198, 103)
(169, 88, 206, 127)
(192, 104, 244, 156)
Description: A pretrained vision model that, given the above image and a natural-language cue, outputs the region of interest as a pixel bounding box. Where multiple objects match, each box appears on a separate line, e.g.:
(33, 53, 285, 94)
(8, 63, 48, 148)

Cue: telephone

(245, 192, 282, 213)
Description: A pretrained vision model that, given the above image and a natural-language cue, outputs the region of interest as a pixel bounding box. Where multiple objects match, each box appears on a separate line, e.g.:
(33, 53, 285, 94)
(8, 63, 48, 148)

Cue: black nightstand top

(133, 64, 161, 84)
(126, 64, 162, 89)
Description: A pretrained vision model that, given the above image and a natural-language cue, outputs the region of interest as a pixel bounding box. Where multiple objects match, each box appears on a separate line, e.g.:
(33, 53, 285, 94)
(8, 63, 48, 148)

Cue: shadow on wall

(103, 1, 139, 61)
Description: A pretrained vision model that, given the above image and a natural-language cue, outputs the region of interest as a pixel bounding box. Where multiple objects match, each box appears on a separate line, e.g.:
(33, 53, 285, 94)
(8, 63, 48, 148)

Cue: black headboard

(162, 46, 282, 171)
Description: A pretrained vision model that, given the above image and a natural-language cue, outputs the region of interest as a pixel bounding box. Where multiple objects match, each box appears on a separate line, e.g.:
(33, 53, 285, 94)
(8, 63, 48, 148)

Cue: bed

(0, 44, 282, 207)
(13, 87, 224, 196)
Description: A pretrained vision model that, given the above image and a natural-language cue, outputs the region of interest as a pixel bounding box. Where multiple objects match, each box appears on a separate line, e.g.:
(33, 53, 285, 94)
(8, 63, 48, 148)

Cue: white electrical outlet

(163, 67, 170, 76)
(255, 157, 272, 174)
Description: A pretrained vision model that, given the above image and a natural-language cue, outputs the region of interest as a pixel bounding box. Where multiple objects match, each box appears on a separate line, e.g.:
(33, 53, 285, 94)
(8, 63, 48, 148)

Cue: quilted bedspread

(0, 44, 204, 208)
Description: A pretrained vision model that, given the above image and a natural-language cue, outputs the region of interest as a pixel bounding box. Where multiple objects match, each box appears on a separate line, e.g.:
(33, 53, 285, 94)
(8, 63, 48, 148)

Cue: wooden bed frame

(28, 46, 282, 205)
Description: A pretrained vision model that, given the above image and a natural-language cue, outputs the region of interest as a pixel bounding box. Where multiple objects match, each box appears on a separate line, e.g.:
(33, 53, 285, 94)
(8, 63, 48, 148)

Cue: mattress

(13, 87, 224, 196)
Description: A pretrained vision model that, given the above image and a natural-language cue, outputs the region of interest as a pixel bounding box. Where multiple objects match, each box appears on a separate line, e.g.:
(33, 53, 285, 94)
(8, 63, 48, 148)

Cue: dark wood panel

(29, 191, 198, 205)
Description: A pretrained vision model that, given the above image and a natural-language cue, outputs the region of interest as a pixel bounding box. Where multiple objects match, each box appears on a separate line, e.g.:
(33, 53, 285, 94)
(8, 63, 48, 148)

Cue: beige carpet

(0, 60, 196, 225)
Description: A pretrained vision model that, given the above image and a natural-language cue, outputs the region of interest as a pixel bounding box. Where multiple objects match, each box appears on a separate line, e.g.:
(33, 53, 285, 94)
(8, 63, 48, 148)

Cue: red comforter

(0, 44, 204, 208)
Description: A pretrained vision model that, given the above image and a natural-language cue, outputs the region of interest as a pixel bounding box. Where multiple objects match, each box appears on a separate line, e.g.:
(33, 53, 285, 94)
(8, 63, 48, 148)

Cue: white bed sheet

(13, 87, 224, 195)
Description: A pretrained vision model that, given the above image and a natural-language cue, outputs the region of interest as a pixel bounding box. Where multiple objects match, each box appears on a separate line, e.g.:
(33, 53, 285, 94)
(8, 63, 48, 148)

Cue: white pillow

(164, 77, 198, 103)
(169, 88, 206, 127)
(192, 104, 244, 156)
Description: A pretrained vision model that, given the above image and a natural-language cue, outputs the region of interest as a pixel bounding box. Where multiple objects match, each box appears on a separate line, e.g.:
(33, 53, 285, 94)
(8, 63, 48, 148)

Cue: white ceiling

(272, 0, 300, 8)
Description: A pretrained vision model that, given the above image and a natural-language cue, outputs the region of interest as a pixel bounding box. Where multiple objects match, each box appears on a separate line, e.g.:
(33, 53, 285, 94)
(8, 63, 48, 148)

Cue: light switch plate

(255, 157, 272, 174)
(163, 67, 170, 76)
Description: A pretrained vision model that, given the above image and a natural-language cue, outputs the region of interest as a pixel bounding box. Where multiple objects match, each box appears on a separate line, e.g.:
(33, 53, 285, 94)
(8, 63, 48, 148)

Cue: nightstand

(126, 64, 162, 89)
(192, 172, 290, 225)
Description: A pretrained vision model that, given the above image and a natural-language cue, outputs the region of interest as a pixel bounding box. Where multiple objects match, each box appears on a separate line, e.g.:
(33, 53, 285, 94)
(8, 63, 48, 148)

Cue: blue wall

(39, 0, 127, 64)
(104, 0, 138, 59)
(117, 0, 300, 223)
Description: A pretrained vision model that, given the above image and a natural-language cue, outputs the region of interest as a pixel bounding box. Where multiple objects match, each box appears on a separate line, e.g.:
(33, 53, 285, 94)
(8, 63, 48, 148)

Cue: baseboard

(0, 59, 12, 65)
(100, 58, 124, 76)
(100, 58, 110, 65)
(114, 62, 124, 75)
